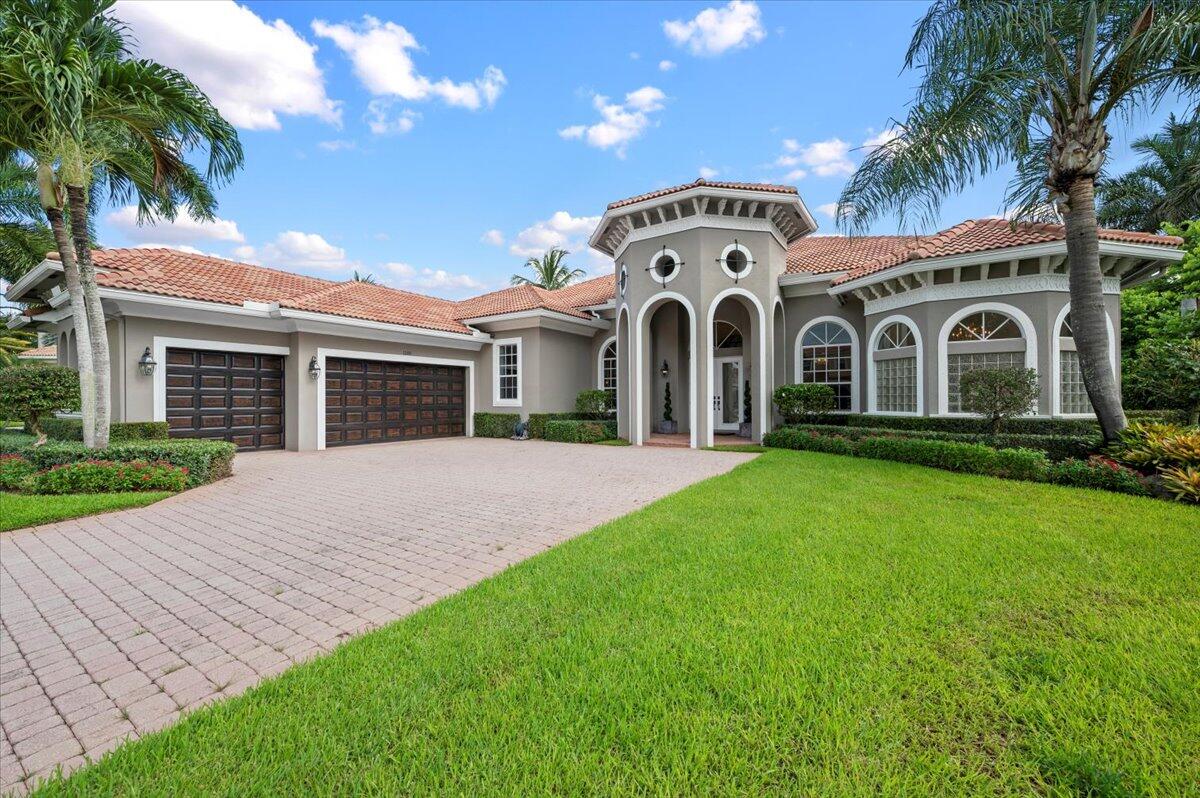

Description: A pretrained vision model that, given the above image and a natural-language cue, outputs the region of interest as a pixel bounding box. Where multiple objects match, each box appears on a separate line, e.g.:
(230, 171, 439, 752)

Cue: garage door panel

(165, 348, 285, 451)
(324, 357, 465, 447)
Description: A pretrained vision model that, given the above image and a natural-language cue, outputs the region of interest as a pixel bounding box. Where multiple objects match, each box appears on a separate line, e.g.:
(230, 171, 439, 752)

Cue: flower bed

(9, 439, 235, 487)
(2, 454, 188, 494)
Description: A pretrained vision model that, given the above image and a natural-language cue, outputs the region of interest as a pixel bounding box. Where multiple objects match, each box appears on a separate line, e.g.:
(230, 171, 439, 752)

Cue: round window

(719, 243, 753, 280)
(618, 265, 628, 296)
(725, 249, 748, 274)
(647, 248, 681, 284)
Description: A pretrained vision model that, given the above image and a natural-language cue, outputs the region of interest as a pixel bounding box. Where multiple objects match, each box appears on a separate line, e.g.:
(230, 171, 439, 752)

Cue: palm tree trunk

(65, 184, 110, 448)
(1062, 177, 1125, 442)
(44, 205, 96, 448)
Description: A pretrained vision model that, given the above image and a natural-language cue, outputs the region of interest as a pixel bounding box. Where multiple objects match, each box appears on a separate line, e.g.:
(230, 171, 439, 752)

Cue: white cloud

(663, 1, 765, 56)
(364, 99, 420, 135)
(659, 59, 677, 71)
(318, 139, 356, 151)
(132, 243, 214, 256)
(558, 86, 666, 158)
(384, 262, 488, 298)
(481, 229, 505, 246)
(629, 52, 641, 60)
(698, 166, 719, 179)
(863, 127, 901, 151)
(312, 16, 506, 113)
(775, 138, 855, 179)
(784, 169, 807, 181)
(509, 211, 600, 259)
(816, 202, 839, 219)
(240, 231, 353, 270)
(112, 0, 340, 131)
(106, 205, 245, 244)
(782, 138, 800, 152)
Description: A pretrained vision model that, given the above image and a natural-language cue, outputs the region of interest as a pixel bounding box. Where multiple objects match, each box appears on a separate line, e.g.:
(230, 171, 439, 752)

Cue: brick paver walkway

(0, 438, 752, 793)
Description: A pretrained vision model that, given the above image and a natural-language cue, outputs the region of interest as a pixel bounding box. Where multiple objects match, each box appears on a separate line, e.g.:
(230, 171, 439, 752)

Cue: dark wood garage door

(165, 349, 285, 450)
(324, 358, 466, 447)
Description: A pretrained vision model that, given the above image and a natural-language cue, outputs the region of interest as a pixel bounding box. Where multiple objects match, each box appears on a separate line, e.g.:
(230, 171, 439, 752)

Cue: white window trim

(867, 314, 923, 416)
(936, 302, 1038, 416)
(1050, 303, 1117, 418)
(151, 337, 291, 423)
(314, 348, 475, 450)
(647, 248, 681, 285)
(597, 335, 617, 390)
(492, 337, 522, 407)
(719, 242, 754, 281)
(618, 264, 628, 297)
(794, 316, 860, 414)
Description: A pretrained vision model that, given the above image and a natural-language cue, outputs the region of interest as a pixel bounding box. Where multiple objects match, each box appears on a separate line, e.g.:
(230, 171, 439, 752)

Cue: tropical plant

(1097, 114, 1200, 231)
(1123, 338, 1200, 424)
(0, 363, 80, 445)
(0, 328, 37, 367)
(351, 270, 378, 284)
(0, 152, 54, 283)
(959, 367, 1041, 433)
(836, 0, 1200, 443)
(773, 383, 836, 423)
(510, 248, 585, 290)
(1159, 464, 1200, 502)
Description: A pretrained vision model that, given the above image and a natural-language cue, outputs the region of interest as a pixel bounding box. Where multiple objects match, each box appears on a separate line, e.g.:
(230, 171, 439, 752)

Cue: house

(15, 343, 57, 361)
(5, 179, 1183, 450)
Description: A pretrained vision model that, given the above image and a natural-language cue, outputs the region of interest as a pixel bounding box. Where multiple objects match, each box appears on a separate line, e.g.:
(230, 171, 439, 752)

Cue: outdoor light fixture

(308, 356, 321, 380)
(660, 360, 670, 379)
(137, 347, 156, 376)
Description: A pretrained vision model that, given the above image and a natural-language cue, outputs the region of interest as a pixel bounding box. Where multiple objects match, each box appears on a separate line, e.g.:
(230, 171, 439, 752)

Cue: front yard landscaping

(35, 449, 1198, 796)
(0, 490, 172, 532)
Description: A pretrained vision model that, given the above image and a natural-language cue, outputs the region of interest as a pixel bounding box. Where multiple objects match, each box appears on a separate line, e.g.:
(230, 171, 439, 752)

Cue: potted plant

(656, 381, 678, 434)
(739, 378, 752, 438)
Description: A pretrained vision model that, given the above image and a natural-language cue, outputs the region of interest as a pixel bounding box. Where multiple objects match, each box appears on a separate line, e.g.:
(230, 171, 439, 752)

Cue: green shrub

(762, 427, 855, 456)
(543, 419, 618, 443)
(846, 414, 1097, 436)
(1122, 338, 1200, 426)
(0, 432, 37, 454)
(575, 389, 611, 415)
(38, 418, 170, 442)
(0, 454, 36, 491)
(958, 367, 1041, 432)
(527, 413, 576, 439)
(772, 383, 836, 423)
(20, 439, 234, 487)
(0, 364, 80, 443)
(474, 413, 519, 438)
(1044, 457, 1152, 497)
(1126, 409, 1191, 425)
(30, 459, 188, 494)
(786, 424, 1098, 461)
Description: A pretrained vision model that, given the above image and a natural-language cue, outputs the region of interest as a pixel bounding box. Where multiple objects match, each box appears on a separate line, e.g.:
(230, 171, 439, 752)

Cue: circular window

(618, 264, 628, 296)
(719, 242, 753, 280)
(648, 248, 680, 284)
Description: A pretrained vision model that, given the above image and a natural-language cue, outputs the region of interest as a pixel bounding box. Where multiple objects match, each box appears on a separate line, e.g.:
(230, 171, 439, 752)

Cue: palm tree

(0, 152, 54, 284)
(352, 270, 378, 284)
(0, 0, 243, 447)
(0, 328, 37, 367)
(511, 248, 585, 290)
(1096, 115, 1200, 232)
(837, 0, 1200, 442)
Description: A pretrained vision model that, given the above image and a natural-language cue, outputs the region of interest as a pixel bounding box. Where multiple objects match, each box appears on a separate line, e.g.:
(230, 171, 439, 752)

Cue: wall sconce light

(308, 356, 321, 380)
(660, 360, 670, 379)
(137, 347, 156, 376)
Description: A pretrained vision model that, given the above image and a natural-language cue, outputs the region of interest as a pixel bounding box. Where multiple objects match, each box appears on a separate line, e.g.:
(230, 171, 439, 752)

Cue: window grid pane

(876, 356, 917, 413)
(1059, 350, 1092, 414)
(802, 343, 853, 411)
(602, 344, 617, 408)
(946, 351, 1023, 412)
(498, 344, 519, 401)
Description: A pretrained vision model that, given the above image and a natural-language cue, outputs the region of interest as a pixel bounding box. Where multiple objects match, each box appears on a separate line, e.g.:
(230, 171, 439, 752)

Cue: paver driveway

(0, 438, 753, 793)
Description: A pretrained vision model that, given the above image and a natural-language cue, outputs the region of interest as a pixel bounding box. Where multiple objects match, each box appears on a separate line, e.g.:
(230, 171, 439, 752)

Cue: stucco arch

(794, 315, 861, 413)
(936, 301, 1038, 416)
(1050, 302, 1117, 418)
(634, 291, 698, 447)
(705, 287, 767, 446)
(866, 313, 924, 416)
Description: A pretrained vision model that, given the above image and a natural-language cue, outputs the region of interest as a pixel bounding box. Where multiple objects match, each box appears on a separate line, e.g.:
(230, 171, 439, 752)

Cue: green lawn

(0, 491, 172, 532)
(35, 450, 1199, 796)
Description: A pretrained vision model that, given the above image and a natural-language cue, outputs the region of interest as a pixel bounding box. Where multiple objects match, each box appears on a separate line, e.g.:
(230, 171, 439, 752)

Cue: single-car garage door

(165, 348, 285, 450)
(324, 357, 466, 446)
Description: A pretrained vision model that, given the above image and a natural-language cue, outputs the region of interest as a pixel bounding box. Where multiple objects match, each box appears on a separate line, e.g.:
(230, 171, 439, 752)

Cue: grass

(0, 491, 172, 532)
(34, 450, 1199, 796)
(594, 438, 632, 446)
(705, 443, 768, 452)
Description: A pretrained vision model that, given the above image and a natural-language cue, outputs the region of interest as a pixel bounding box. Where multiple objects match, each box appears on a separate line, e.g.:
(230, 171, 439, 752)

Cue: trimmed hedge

(474, 413, 519, 438)
(37, 418, 170, 443)
(543, 419, 619, 444)
(1126, 409, 1192, 426)
(763, 427, 1150, 498)
(786, 424, 1099, 461)
(0, 454, 37, 490)
(30, 459, 188, 494)
(527, 412, 611, 439)
(16, 440, 234, 487)
(846, 413, 1098, 436)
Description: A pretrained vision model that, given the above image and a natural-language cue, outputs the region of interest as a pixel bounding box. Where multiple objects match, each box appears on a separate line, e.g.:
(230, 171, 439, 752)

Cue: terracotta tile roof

(825, 219, 1183, 287)
(786, 235, 925, 276)
(281, 280, 471, 334)
(607, 178, 798, 209)
(454, 277, 611, 320)
(545, 275, 615, 307)
(17, 344, 56, 359)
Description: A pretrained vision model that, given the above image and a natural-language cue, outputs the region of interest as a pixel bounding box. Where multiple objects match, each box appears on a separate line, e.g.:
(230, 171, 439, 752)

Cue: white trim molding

(492, 337, 522, 407)
(315, 348, 476, 450)
(597, 335, 617, 390)
(860, 274, 1121, 315)
(647, 247, 682, 285)
(617, 305, 631, 435)
(1050, 302, 1117, 418)
(718, 242, 754, 282)
(794, 316, 861, 413)
(866, 314, 924, 416)
(151, 337, 292, 423)
(634, 291, 698, 448)
(936, 302, 1038, 416)
(613, 214, 787, 263)
(705, 287, 767, 446)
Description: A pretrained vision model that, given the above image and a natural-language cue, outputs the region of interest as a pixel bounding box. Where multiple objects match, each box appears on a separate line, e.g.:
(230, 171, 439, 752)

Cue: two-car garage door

(324, 357, 466, 446)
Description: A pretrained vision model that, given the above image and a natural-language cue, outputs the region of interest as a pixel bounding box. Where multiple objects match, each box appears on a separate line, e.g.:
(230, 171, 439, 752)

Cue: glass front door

(712, 356, 742, 433)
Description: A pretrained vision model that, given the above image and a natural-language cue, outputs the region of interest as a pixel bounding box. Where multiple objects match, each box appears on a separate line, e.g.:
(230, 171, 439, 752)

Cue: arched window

(872, 320, 918, 414)
(800, 319, 855, 411)
(1056, 313, 1092, 415)
(945, 310, 1026, 413)
(599, 338, 617, 409)
(713, 320, 742, 350)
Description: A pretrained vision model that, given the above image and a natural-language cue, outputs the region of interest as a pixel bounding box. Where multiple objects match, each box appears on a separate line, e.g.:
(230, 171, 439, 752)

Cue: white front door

(712, 356, 743, 433)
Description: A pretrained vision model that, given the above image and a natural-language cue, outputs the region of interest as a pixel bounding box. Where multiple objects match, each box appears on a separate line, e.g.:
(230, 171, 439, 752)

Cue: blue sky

(97, 0, 1185, 298)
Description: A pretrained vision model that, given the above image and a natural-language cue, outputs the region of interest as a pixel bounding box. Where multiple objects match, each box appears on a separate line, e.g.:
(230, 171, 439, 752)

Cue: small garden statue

(512, 420, 529, 441)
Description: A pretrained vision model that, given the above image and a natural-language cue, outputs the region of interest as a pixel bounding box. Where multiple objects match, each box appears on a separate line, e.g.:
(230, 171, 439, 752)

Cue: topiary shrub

(473, 412, 519, 438)
(30, 459, 188, 494)
(575, 389, 610, 416)
(773, 383, 836, 424)
(959, 367, 1040, 433)
(0, 364, 81, 445)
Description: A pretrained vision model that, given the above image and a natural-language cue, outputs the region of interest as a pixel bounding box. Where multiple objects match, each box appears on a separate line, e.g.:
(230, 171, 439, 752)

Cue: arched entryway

(706, 288, 767, 445)
(634, 293, 696, 446)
